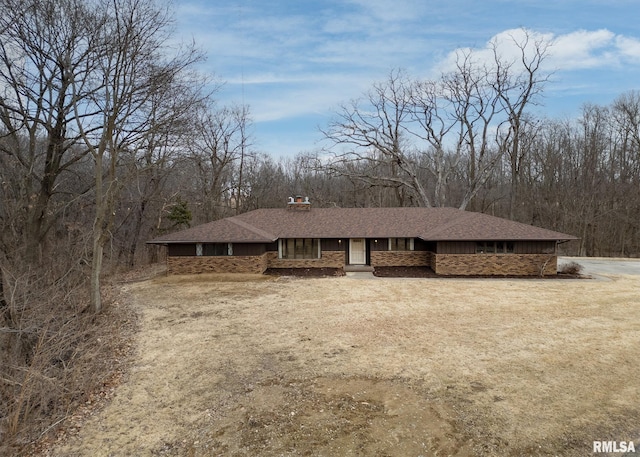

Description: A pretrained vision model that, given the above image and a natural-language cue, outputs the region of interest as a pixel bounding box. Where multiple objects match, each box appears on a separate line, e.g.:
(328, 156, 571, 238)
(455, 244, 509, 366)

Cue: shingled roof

(148, 207, 577, 244)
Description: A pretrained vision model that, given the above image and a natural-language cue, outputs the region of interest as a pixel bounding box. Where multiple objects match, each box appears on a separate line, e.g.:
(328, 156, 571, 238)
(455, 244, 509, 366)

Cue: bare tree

(0, 0, 98, 261)
(409, 78, 462, 207)
(321, 31, 551, 211)
(612, 91, 640, 185)
(490, 29, 552, 219)
(321, 70, 430, 207)
(69, 0, 202, 312)
(240, 154, 291, 208)
(611, 92, 640, 254)
(184, 103, 253, 221)
(116, 73, 206, 267)
(230, 105, 253, 214)
(442, 50, 506, 210)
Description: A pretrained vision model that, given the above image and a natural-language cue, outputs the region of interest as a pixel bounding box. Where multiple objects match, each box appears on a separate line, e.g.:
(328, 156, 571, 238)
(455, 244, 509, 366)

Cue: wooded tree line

(0, 0, 638, 449)
(314, 64, 640, 258)
(0, 0, 221, 448)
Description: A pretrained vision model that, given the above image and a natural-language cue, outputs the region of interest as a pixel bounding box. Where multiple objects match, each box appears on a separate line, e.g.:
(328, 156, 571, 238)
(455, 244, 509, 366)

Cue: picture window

(280, 238, 320, 259)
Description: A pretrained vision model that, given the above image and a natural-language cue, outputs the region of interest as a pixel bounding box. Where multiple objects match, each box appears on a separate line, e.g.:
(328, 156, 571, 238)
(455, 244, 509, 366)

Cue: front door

(349, 238, 366, 265)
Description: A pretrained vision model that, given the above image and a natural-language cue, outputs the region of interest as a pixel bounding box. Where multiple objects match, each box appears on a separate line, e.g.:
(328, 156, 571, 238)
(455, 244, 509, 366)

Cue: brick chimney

(287, 195, 311, 211)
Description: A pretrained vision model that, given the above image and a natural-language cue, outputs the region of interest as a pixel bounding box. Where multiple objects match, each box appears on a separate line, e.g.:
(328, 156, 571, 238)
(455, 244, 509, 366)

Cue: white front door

(349, 238, 366, 265)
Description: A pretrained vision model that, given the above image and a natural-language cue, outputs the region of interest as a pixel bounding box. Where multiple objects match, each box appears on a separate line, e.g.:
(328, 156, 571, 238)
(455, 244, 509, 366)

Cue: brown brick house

(148, 197, 577, 276)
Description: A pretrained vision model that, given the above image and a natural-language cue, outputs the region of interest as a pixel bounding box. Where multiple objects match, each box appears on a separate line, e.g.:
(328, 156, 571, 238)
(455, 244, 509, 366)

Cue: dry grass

(49, 273, 640, 456)
(0, 262, 138, 457)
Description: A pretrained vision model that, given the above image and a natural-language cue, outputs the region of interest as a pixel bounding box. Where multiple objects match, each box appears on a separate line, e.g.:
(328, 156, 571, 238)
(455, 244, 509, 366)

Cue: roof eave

(146, 238, 277, 244)
(419, 236, 579, 242)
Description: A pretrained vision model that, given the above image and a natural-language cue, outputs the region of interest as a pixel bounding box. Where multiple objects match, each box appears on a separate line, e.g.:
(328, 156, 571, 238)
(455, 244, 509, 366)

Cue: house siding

(437, 241, 476, 254)
(168, 244, 197, 256)
(370, 239, 388, 251)
(514, 241, 557, 254)
(233, 243, 267, 256)
(321, 239, 344, 251)
(167, 242, 267, 257)
(433, 253, 557, 276)
(437, 240, 557, 254)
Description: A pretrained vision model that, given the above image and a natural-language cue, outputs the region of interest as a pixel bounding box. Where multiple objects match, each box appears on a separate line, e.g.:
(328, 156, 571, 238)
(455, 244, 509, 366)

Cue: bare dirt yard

(48, 269, 640, 456)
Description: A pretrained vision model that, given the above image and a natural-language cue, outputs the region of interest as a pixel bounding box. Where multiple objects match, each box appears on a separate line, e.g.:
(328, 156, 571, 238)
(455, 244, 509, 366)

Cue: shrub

(559, 261, 583, 275)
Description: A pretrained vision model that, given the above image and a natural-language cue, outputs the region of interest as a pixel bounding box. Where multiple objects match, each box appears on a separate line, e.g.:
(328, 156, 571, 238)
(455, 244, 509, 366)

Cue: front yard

(52, 272, 640, 456)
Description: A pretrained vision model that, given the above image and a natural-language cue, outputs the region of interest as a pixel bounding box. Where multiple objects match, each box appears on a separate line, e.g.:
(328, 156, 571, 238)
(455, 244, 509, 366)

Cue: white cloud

(434, 28, 551, 76)
(615, 35, 640, 60)
(550, 29, 618, 69)
(435, 27, 640, 78)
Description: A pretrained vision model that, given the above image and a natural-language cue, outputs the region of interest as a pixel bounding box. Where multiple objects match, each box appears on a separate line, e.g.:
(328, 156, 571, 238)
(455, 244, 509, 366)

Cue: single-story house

(148, 197, 578, 276)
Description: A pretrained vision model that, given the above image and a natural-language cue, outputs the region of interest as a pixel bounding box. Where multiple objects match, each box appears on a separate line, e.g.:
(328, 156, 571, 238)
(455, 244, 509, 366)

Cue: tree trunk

(90, 238, 103, 313)
(0, 267, 7, 319)
(127, 200, 146, 267)
(509, 157, 518, 220)
(90, 151, 105, 314)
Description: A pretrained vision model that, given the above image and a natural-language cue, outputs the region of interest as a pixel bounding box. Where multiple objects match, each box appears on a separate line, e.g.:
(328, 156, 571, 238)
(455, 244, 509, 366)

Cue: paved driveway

(559, 257, 640, 276)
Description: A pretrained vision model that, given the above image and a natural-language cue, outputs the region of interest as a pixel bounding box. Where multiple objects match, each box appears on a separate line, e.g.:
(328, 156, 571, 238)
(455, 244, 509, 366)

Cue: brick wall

(167, 254, 268, 275)
(433, 254, 558, 276)
(166, 250, 557, 277)
(370, 251, 429, 267)
(265, 251, 345, 269)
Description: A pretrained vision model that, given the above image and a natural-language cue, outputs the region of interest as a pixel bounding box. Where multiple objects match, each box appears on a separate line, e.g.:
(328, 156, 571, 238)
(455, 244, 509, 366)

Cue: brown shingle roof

(149, 207, 577, 244)
(149, 218, 277, 244)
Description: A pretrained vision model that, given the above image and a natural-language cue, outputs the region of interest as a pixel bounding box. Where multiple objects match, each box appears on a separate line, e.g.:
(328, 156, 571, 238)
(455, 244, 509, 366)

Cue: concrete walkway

(345, 271, 378, 279)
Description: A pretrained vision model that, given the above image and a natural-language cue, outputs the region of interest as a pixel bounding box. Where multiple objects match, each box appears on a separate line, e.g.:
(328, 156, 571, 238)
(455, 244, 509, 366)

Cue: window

(204, 243, 232, 256)
(196, 243, 203, 256)
(389, 238, 414, 251)
(476, 241, 514, 254)
(279, 239, 320, 259)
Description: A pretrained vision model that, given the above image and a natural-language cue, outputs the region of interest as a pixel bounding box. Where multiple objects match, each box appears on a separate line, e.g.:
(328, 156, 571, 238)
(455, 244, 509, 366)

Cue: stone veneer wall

(433, 254, 557, 276)
(168, 253, 268, 275)
(266, 251, 345, 269)
(370, 251, 429, 267)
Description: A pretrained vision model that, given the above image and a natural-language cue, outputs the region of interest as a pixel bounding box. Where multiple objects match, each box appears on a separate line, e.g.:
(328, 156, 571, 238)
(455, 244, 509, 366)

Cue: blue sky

(173, 0, 640, 157)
